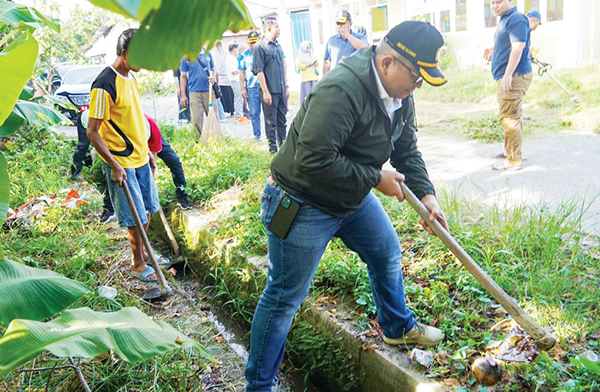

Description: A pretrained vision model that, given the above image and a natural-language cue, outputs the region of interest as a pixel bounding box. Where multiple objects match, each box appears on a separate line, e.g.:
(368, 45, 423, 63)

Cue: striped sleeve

(89, 88, 113, 120)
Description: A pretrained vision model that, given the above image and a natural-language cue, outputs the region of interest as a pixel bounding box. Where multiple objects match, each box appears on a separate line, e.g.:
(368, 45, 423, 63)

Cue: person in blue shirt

(240, 31, 262, 141)
(490, 0, 532, 171)
(323, 11, 368, 75)
(179, 48, 215, 139)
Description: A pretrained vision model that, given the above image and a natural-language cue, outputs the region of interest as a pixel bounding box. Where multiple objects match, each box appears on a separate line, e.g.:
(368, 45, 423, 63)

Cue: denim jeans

(102, 162, 160, 228)
(217, 98, 226, 121)
(261, 92, 287, 153)
(247, 87, 261, 139)
(245, 183, 415, 391)
(157, 136, 188, 200)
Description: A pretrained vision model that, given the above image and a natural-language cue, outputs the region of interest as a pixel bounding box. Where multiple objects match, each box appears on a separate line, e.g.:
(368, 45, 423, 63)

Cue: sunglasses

(393, 58, 423, 85)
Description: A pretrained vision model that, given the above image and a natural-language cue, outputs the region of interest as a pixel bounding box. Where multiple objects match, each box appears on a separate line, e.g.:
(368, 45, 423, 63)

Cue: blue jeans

(217, 97, 226, 121)
(245, 184, 415, 391)
(247, 87, 261, 139)
(102, 162, 160, 228)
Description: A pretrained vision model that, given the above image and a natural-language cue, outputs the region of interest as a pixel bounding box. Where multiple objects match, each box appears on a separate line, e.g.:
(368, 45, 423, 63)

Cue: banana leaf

(0, 32, 38, 127)
(87, 0, 253, 71)
(0, 307, 211, 378)
(0, 153, 8, 226)
(0, 1, 59, 32)
(86, 0, 161, 21)
(0, 259, 90, 326)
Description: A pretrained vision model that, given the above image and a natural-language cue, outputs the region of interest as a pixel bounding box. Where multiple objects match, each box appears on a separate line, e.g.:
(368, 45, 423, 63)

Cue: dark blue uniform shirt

(491, 7, 532, 80)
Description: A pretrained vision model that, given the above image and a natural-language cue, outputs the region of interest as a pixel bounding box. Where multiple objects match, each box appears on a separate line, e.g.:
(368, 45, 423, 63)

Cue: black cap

(335, 10, 351, 24)
(247, 30, 260, 43)
(384, 21, 447, 86)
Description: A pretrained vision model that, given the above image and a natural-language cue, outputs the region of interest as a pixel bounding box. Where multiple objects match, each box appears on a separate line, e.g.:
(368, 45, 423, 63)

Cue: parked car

(54, 65, 105, 120)
(48, 63, 76, 94)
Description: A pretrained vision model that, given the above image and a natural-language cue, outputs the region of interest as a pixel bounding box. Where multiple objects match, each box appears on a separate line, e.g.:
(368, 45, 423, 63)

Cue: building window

(440, 10, 451, 32)
(547, 0, 563, 22)
(413, 13, 431, 24)
(456, 0, 467, 32)
(371, 5, 388, 33)
(524, 0, 540, 15)
(484, 0, 496, 27)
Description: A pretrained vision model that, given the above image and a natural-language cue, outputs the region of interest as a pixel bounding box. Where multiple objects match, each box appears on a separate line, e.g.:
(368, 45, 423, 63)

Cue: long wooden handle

(122, 181, 171, 295)
(400, 182, 556, 350)
(158, 207, 180, 256)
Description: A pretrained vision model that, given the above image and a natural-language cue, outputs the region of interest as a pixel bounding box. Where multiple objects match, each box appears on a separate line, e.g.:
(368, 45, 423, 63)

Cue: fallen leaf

(362, 342, 379, 351)
(562, 293, 574, 299)
(442, 378, 461, 386)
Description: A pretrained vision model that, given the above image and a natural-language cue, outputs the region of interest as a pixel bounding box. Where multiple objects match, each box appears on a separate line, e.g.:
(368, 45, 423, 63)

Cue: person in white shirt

(226, 43, 250, 124)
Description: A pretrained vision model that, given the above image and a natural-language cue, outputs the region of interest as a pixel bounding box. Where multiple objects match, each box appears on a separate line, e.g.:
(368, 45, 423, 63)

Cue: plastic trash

(410, 348, 434, 368)
(97, 285, 118, 299)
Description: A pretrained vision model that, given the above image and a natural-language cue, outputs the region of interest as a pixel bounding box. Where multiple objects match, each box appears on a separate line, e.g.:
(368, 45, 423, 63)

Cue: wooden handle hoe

(400, 182, 556, 350)
(122, 181, 173, 299)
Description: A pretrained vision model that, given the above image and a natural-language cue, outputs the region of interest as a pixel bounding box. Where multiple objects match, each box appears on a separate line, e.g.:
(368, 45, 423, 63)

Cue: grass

(3, 120, 598, 390)
(414, 65, 600, 142)
(162, 133, 600, 390)
(0, 127, 243, 391)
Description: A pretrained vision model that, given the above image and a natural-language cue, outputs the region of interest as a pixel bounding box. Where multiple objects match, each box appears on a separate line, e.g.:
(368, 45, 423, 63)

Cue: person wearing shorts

(86, 28, 163, 283)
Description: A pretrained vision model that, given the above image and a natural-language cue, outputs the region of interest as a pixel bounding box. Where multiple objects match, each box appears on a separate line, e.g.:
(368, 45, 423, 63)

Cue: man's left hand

(419, 194, 449, 236)
(500, 74, 512, 93)
(149, 152, 157, 175)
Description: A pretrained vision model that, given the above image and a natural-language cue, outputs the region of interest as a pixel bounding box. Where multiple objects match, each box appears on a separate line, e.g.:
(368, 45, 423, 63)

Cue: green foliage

(0, 258, 90, 325)
(0, 1, 59, 32)
(154, 124, 272, 206)
(460, 114, 504, 143)
(129, 0, 253, 71)
(287, 319, 361, 391)
(86, 0, 253, 71)
(0, 32, 38, 126)
(0, 307, 206, 379)
(0, 153, 7, 225)
(32, 2, 127, 75)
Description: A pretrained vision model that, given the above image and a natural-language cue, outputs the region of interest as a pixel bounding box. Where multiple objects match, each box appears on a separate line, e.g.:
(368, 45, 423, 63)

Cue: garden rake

(399, 182, 556, 351)
(122, 181, 173, 301)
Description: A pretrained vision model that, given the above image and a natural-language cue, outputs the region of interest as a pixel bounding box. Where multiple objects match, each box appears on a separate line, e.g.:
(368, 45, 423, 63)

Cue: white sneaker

(383, 323, 444, 346)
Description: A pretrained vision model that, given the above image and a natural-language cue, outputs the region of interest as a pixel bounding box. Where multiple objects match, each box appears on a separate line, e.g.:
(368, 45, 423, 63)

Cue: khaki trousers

(189, 91, 210, 139)
(497, 72, 533, 166)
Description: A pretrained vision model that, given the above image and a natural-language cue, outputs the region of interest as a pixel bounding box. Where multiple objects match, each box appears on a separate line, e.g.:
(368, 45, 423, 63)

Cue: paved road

(57, 94, 600, 235)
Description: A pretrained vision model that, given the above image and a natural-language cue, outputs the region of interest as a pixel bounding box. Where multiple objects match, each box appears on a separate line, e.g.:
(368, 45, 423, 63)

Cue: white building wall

(300, 0, 598, 70)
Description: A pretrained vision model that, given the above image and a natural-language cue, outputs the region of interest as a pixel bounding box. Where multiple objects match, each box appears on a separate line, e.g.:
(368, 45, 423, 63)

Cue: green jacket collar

(337, 46, 381, 100)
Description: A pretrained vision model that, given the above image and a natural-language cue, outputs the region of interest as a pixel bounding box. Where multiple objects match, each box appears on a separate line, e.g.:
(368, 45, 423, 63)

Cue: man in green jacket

(246, 21, 449, 392)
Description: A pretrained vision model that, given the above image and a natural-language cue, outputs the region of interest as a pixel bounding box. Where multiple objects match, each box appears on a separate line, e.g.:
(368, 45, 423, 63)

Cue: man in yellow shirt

(87, 28, 163, 282)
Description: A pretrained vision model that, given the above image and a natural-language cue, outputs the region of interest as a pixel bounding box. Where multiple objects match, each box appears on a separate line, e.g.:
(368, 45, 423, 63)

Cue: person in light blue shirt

(323, 10, 368, 75)
(240, 31, 262, 140)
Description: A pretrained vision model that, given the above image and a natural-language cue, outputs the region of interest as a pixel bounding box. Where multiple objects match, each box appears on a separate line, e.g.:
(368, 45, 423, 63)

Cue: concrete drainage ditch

(151, 206, 450, 392)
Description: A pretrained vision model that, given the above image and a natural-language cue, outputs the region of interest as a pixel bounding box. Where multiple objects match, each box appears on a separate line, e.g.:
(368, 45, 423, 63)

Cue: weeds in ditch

(1, 129, 222, 391)
(187, 137, 600, 390)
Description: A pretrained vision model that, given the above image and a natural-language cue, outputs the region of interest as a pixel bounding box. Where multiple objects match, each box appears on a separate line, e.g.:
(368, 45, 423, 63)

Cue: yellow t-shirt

(89, 66, 149, 168)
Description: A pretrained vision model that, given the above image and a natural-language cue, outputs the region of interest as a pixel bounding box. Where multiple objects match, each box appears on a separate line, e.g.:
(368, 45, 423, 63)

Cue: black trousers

(71, 114, 92, 175)
(220, 85, 235, 114)
(261, 92, 287, 153)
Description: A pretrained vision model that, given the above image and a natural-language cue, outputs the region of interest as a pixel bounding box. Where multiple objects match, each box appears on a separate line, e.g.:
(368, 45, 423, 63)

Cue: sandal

(131, 266, 158, 282)
(146, 253, 171, 268)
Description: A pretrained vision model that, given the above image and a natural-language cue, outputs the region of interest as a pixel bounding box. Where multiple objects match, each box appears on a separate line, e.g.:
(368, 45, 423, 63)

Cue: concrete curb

(152, 206, 450, 392)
